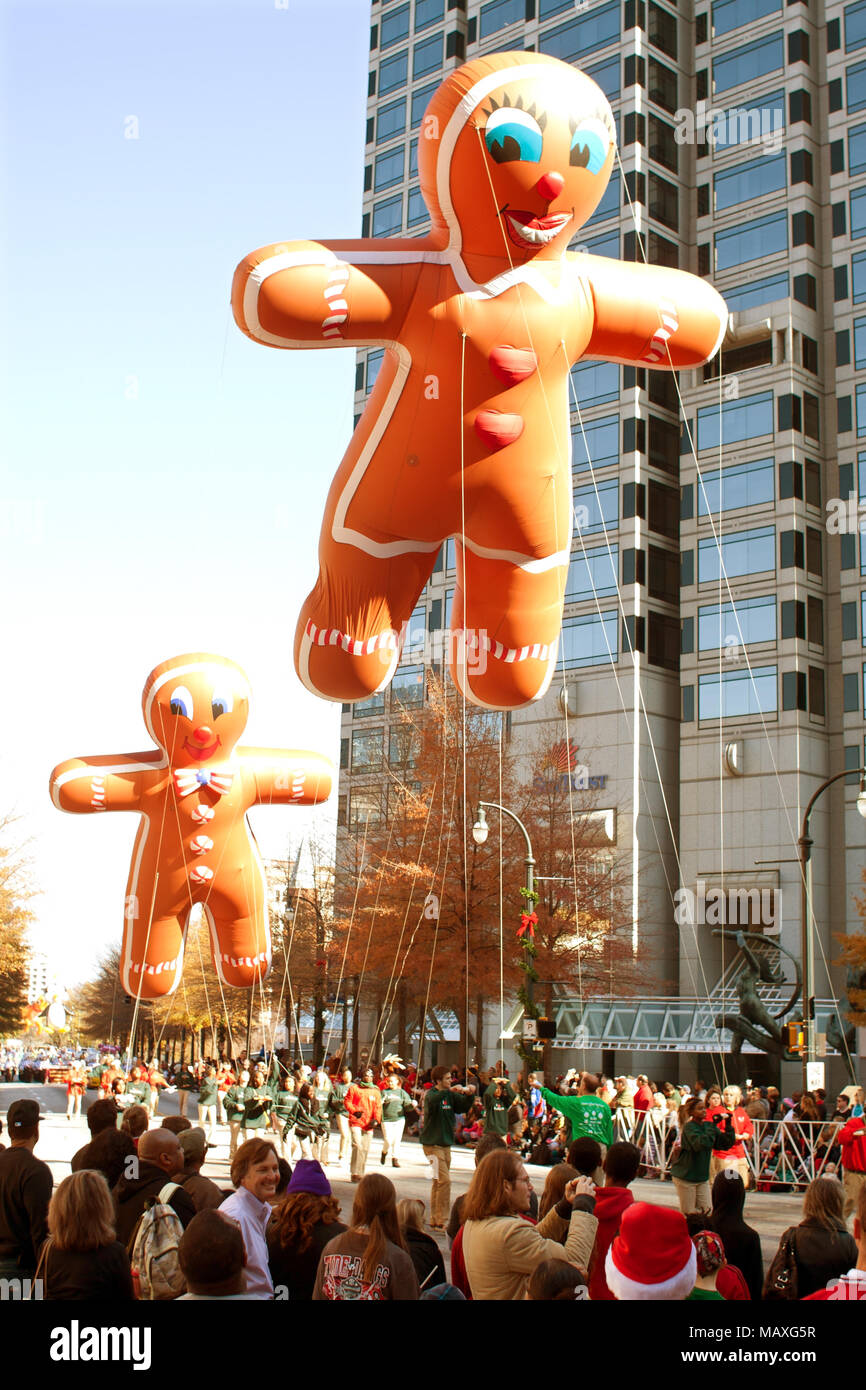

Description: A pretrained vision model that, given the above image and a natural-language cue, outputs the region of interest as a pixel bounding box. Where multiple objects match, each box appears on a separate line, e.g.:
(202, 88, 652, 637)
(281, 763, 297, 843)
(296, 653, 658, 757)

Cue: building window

(571, 360, 620, 406)
(782, 670, 807, 711)
(388, 727, 418, 767)
(714, 154, 786, 211)
(648, 479, 679, 539)
(648, 114, 678, 172)
(374, 147, 404, 190)
(710, 90, 785, 150)
(715, 212, 787, 270)
(847, 0, 866, 52)
(712, 33, 784, 95)
(538, 3, 620, 63)
(479, 0, 524, 38)
(353, 689, 385, 717)
(561, 610, 619, 668)
(413, 32, 443, 79)
(854, 251, 866, 303)
(380, 4, 410, 49)
(571, 414, 619, 472)
(848, 60, 866, 113)
(696, 392, 774, 452)
(592, 173, 620, 223)
(377, 98, 407, 142)
(648, 2, 677, 59)
(574, 478, 620, 535)
(699, 665, 777, 719)
(698, 595, 776, 650)
(712, 0, 780, 38)
(852, 186, 866, 239)
(392, 664, 424, 706)
(566, 545, 619, 602)
(402, 604, 427, 659)
(411, 81, 439, 126)
(698, 527, 775, 582)
(649, 172, 678, 229)
(349, 789, 383, 830)
(587, 54, 621, 100)
(351, 728, 383, 769)
(648, 56, 678, 112)
(725, 272, 789, 311)
(695, 456, 774, 513)
(647, 545, 679, 602)
(406, 187, 426, 227)
(372, 195, 402, 237)
(379, 50, 409, 95)
(415, 0, 445, 29)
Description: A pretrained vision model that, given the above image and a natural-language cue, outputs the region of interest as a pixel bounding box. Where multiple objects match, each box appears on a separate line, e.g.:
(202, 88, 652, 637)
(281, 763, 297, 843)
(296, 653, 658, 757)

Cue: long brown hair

(802, 1177, 845, 1230)
(539, 1164, 578, 1220)
(273, 1192, 342, 1254)
(350, 1173, 406, 1284)
(462, 1149, 523, 1222)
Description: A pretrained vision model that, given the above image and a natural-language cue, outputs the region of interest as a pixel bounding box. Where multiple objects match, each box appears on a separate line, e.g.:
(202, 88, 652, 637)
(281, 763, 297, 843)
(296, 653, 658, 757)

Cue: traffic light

(786, 1020, 805, 1054)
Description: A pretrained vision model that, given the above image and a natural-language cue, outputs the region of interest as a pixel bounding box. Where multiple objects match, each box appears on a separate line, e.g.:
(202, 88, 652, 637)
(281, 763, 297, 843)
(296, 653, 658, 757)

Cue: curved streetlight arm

(800, 767, 866, 848)
(477, 800, 535, 868)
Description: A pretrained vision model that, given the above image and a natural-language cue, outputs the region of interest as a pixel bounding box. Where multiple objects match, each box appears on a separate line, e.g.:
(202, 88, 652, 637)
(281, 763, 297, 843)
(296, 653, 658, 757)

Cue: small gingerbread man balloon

(49, 653, 332, 1000)
(233, 51, 728, 711)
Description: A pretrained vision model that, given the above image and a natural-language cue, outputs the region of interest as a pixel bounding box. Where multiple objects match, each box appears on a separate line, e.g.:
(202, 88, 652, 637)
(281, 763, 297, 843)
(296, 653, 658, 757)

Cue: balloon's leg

(202, 889, 271, 991)
(120, 906, 186, 1000)
(447, 542, 567, 710)
(293, 542, 438, 703)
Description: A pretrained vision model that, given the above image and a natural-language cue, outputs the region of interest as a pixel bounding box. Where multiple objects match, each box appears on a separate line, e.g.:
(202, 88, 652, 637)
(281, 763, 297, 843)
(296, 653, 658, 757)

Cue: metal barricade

(611, 1111, 841, 1190)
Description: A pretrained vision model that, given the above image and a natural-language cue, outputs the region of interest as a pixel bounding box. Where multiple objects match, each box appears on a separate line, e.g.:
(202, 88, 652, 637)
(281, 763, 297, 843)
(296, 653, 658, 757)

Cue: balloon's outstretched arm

(232, 239, 407, 350)
(49, 753, 157, 813)
(244, 748, 333, 807)
(577, 253, 728, 370)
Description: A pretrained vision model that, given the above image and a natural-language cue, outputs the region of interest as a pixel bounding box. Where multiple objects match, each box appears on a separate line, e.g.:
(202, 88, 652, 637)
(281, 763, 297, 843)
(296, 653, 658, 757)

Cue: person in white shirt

(219, 1139, 279, 1299)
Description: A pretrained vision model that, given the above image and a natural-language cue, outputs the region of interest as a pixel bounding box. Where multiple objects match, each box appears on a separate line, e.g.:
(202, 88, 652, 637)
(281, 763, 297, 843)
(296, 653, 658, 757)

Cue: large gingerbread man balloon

(233, 51, 727, 711)
(49, 653, 332, 1000)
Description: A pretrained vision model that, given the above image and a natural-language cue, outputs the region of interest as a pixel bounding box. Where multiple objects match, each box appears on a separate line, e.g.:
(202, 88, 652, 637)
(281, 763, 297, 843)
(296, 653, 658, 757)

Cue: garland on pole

(515, 885, 541, 1078)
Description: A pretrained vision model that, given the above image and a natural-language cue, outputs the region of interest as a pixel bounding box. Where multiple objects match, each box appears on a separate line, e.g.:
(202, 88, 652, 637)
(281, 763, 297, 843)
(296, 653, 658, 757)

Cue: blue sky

(0, 0, 369, 987)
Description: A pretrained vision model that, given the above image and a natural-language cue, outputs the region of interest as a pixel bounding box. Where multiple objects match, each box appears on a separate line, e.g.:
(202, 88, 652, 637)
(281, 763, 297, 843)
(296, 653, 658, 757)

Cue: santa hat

(605, 1203, 697, 1301)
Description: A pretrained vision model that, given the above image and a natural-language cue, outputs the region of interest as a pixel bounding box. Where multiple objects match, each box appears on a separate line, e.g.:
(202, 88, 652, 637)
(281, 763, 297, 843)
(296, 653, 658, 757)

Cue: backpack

(128, 1182, 186, 1300)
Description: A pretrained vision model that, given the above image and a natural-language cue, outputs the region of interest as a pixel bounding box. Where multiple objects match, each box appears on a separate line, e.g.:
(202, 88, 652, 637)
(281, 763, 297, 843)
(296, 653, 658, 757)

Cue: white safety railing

(607, 1111, 845, 1189)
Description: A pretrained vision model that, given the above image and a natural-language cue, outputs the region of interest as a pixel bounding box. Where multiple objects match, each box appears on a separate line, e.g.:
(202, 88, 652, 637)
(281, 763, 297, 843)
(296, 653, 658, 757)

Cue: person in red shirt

(707, 1084, 754, 1189)
(589, 1141, 640, 1300)
(837, 1094, 866, 1220)
(632, 1076, 653, 1147)
(344, 1067, 383, 1183)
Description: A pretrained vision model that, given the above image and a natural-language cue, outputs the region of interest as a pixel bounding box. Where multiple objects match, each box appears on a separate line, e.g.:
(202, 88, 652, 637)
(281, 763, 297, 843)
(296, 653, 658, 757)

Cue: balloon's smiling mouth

(183, 736, 221, 760)
(501, 208, 572, 248)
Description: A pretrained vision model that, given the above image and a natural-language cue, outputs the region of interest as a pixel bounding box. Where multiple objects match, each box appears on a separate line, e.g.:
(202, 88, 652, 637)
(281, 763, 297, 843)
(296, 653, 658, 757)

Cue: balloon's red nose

(192, 726, 214, 745)
(535, 170, 565, 201)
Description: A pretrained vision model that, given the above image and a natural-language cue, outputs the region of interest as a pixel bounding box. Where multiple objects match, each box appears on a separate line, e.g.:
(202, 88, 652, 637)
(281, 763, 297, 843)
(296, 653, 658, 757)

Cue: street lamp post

(798, 769, 866, 1092)
(472, 800, 539, 1082)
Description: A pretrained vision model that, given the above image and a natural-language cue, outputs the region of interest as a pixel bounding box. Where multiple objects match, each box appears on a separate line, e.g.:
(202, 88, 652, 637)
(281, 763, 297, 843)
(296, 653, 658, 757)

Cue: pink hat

(605, 1202, 697, 1301)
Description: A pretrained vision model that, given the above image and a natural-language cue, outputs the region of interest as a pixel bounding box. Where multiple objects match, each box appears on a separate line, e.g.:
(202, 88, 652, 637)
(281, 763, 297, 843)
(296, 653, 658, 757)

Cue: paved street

(1, 1082, 809, 1277)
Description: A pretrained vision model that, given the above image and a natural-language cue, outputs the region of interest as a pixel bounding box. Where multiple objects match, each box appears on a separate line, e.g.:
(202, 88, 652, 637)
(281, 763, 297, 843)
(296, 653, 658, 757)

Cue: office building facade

(337, 0, 866, 1081)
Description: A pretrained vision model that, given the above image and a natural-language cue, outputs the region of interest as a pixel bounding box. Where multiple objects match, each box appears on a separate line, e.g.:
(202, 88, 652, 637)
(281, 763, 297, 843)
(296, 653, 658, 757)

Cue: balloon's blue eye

(570, 122, 610, 174)
(169, 686, 194, 719)
(485, 108, 544, 165)
(211, 692, 233, 719)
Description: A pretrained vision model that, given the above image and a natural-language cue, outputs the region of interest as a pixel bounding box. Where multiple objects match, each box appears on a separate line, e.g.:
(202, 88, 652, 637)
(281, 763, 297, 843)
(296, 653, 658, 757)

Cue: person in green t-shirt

(539, 1071, 613, 1155)
(420, 1067, 475, 1230)
(482, 1078, 516, 1137)
(223, 1069, 251, 1158)
(197, 1065, 219, 1142)
(380, 1072, 414, 1167)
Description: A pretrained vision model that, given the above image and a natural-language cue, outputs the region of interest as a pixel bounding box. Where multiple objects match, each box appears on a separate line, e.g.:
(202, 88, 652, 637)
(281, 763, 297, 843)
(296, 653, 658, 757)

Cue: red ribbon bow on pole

(517, 911, 537, 940)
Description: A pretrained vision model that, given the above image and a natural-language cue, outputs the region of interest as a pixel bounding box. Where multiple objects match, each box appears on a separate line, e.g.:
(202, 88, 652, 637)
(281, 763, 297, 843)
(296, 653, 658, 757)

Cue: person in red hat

(605, 1202, 697, 1300)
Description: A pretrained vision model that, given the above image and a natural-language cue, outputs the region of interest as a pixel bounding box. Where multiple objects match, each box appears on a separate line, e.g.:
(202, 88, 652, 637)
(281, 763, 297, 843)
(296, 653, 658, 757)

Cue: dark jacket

(0, 1147, 53, 1272)
(781, 1219, 859, 1299)
(403, 1226, 447, 1291)
(42, 1240, 135, 1301)
(71, 1130, 137, 1189)
(112, 1163, 197, 1247)
(709, 1212, 764, 1302)
(267, 1217, 348, 1301)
